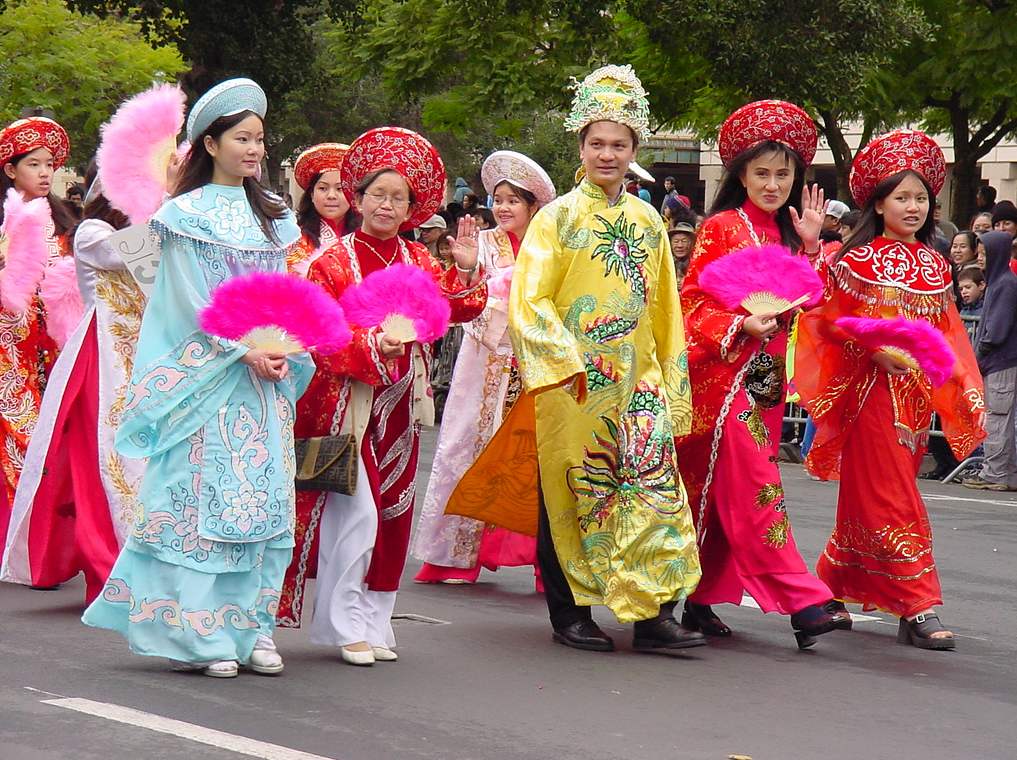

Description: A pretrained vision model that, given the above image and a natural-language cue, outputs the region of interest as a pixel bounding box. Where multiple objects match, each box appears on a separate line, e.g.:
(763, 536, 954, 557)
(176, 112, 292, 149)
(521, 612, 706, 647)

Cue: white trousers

(309, 457, 397, 648)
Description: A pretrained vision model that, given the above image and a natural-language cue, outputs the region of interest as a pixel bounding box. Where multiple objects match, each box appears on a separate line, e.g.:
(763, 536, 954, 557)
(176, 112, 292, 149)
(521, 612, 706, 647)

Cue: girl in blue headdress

(83, 79, 313, 678)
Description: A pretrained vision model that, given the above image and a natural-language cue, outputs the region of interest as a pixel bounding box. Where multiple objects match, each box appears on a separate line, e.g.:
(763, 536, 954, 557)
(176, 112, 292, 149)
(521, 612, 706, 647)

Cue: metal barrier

(783, 314, 983, 481)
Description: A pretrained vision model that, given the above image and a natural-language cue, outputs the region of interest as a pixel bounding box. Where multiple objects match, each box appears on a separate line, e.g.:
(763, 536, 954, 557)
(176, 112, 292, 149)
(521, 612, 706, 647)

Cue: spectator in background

(471, 206, 496, 230)
(637, 178, 652, 204)
(668, 221, 694, 284)
(991, 199, 1017, 237)
(957, 266, 986, 319)
(660, 175, 691, 213)
(453, 176, 470, 204)
(971, 211, 993, 233)
(462, 192, 480, 212)
(840, 209, 861, 237)
(934, 199, 959, 240)
(976, 184, 997, 214)
(64, 183, 84, 220)
(950, 230, 979, 268)
(963, 230, 1017, 491)
(821, 199, 849, 240)
(445, 201, 465, 224)
(418, 214, 447, 259)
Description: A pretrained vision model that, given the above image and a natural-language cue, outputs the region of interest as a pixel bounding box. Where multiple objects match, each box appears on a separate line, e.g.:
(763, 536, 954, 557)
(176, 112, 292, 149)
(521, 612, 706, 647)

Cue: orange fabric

(444, 392, 539, 536)
(795, 237, 985, 479)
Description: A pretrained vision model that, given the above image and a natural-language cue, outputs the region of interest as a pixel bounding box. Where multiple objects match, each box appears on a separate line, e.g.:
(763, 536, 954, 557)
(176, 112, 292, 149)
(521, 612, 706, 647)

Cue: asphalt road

(1, 427, 1015, 760)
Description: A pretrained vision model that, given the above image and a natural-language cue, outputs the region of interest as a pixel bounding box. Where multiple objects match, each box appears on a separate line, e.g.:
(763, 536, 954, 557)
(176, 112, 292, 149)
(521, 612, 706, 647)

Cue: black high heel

(790, 604, 849, 649)
(681, 601, 732, 637)
(897, 614, 956, 651)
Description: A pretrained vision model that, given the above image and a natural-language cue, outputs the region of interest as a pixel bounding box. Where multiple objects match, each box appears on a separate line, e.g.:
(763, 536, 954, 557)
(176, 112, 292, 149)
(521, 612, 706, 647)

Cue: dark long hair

(708, 140, 806, 249)
(296, 170, 359, 247)
(837, 170, 938, 258)
(173, 110, 287, 244)
(71, 160, 129, 240)
(0, 151, 79, 236)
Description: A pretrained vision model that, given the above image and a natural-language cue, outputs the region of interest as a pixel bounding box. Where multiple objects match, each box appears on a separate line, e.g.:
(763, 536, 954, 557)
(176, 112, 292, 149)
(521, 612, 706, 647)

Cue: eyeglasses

(363, 191, 411, 207)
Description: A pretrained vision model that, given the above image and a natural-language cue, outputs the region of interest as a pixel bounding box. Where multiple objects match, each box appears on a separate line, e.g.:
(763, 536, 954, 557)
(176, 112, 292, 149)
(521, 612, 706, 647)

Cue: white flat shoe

(203, 660, 239, 678)
(249, 649, 284, 675)
(340, 646, 375, 666)
(371, 646, 398, 662)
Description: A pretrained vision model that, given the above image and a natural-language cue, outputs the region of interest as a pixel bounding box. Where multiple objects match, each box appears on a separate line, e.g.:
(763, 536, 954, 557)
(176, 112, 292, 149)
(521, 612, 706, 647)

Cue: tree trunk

(817, 111, 853, 203)
(950, 154, 980, 229)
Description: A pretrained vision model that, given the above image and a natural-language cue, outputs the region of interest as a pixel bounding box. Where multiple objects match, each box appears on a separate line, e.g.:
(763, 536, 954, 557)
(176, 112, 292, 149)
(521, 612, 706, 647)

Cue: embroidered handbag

(294, 434, 358, 494)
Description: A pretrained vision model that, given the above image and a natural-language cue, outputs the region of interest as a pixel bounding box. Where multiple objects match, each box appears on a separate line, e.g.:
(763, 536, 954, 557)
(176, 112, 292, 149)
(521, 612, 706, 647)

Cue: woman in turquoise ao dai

(83, 79, 313, 678)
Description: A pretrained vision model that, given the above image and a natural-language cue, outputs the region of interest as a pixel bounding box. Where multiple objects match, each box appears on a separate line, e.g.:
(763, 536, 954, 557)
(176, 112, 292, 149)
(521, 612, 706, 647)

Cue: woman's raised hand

(447, 215, 479, 272)
(789, 183, 827, 252)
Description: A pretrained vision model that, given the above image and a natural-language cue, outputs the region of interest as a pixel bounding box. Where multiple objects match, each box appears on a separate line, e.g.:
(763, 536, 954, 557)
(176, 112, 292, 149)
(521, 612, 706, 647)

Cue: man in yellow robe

(462, 65, 703, 652)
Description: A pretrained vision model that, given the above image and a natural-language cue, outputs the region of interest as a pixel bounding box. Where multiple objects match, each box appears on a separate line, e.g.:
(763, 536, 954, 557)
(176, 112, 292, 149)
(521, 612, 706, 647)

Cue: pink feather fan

(97, 83, 186, 225)
(199, 272, 352, 355)
(340, 263, 450, 343)
(39, 257, 85, 348)
(699, 243, 824, 315)
(487, 265, 514, 302)
(836, 316, 955, 387)
(0, 188, 52, 314)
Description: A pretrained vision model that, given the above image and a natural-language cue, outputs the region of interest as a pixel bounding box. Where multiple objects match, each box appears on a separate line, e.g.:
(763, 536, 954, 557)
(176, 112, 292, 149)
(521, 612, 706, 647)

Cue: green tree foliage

(0, 0, 185, 167)
(626, 0, 931, 200)
(67, 1, 358, 179)
(879, 0, 1017, 225)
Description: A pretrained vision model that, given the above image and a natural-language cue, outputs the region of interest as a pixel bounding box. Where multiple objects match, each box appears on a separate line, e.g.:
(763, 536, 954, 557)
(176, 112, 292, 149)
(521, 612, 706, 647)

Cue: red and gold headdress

(340, 127, 445, 230)
(849, 129, 945, 207)
(718, 100, 817, 168)
(0, 117, 70, 170)
(293, 142, 350, 191)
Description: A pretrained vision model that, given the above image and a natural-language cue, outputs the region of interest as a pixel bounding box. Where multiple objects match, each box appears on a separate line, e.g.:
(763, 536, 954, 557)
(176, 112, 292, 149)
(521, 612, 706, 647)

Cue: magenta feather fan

(836, 316, 955, 387)
(0, 189, 52, 314)
(487, 265, 514, 302)
(340, 263, 450, 344)
(698, 244, 824, 314)
(40, 257, 85, 348)
(199, 272, 351, 355)
(97, 83, 186, 225)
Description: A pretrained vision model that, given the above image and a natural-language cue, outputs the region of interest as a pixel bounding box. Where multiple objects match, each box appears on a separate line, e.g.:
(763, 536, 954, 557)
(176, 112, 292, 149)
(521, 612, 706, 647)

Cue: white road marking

(739, 595, 882, 623)
(922, 493, 1017, 507)
(41, 697, 337, 760)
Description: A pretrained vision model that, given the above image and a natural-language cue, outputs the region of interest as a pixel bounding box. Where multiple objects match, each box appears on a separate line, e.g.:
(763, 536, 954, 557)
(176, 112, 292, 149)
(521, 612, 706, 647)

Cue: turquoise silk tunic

(83, 184, 313, 664)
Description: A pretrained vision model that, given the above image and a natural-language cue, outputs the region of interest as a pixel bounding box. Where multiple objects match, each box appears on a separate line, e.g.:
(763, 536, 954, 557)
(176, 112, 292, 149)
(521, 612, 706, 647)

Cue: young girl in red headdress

(287, 143, 357, 278)
(677, 100, 850, 648)
(0, 117, 76, 532)
(795, 131, 984, 650)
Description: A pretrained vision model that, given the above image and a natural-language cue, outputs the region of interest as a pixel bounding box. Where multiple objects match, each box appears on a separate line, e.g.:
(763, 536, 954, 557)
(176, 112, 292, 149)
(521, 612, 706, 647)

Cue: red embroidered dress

(795, 237, 984, 617)
(677, 201, 832, 613)
(0, 231, 66, 507)
(277, 231, 486, 626)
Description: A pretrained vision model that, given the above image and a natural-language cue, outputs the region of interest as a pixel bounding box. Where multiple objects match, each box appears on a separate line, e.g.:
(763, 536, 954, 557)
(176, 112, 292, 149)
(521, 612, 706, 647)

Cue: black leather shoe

(552, 620, 615, 652)
(632, 618, 707, 653)
(790, 603, 851, 649)
(682, 601, 733, 637)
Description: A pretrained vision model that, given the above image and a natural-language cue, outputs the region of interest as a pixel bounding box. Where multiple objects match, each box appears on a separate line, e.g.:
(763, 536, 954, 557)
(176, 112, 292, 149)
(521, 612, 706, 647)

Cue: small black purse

(294, 435, 358, 494)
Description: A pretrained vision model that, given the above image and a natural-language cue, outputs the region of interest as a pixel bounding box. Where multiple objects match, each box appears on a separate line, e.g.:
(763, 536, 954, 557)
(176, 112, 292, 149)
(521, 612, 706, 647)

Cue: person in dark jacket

(962, 230, 1017, 490)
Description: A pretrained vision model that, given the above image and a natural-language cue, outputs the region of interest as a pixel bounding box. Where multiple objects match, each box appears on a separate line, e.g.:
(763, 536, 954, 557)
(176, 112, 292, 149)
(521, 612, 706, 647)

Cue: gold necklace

(357, 235, 399, 267)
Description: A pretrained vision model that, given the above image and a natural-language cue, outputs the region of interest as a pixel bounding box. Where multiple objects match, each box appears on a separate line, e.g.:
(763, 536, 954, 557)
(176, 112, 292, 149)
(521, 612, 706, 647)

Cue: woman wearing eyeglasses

(278, 128, 487, 666)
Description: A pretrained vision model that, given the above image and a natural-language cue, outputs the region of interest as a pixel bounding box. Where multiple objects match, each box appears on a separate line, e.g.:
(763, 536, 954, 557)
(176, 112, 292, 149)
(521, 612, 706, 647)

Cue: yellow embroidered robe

(453, 179, 700, 622)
